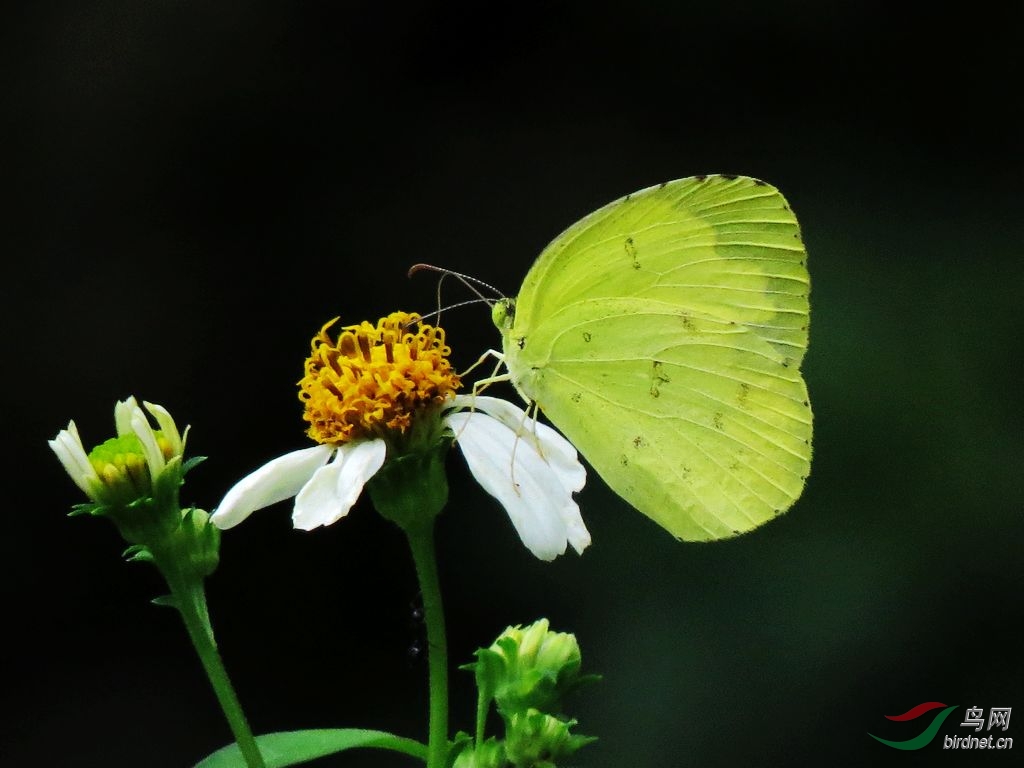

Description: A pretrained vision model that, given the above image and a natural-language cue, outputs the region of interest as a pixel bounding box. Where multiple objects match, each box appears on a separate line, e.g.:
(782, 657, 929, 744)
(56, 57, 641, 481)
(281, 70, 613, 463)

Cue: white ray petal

(447, 410, 587, 561)
(49, 421, 100, 497)
(143, 400, 183, 457)
(211, 444, 334, 529)
(451, 395, 586, 494)
(293, 439, 387, 530)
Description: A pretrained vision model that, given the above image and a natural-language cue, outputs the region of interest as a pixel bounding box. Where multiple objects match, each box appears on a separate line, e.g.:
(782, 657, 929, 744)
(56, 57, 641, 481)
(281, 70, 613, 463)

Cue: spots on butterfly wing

(624, 236, 640, 269)
(582, 331, 592, 343)
(632, 435, 648, 449)
(678, 312, 695, 331)
(619, 455, 629, 467)
(737, 382, 751, 408)
(570, 392, 582, 404)
(649, 360, 670, 398)
(712, 412, 724, 430)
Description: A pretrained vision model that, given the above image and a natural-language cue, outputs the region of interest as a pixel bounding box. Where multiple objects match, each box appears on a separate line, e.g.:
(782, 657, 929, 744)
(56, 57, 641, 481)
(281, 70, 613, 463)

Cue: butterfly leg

(461, 348, 512, 399)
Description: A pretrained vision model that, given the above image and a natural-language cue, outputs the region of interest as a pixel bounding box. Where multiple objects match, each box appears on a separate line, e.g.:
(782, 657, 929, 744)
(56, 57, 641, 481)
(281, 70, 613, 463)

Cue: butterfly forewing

(515, 175, 809, 367)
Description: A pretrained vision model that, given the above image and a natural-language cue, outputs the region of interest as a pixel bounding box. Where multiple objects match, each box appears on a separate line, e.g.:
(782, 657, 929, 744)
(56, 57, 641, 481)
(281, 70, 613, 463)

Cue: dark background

(4, 2, 1021, 766)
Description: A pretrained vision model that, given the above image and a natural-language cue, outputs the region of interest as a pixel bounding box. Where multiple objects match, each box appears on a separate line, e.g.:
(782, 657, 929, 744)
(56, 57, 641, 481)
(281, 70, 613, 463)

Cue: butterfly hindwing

(522, 298, 811, 540)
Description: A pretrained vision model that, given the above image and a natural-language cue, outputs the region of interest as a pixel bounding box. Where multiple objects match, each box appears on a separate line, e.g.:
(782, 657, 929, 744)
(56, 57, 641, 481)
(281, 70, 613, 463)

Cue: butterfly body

(493, 175, 812, 541)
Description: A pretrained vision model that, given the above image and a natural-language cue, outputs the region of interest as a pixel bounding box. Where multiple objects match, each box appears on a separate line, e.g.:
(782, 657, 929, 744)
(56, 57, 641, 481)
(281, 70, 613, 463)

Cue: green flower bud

(468, 619, 591, 718)
(51, 398, 217, 579)
(504, 709, 595, 768)
(451, 737, 507, 768)
(175, 507, 221, 580)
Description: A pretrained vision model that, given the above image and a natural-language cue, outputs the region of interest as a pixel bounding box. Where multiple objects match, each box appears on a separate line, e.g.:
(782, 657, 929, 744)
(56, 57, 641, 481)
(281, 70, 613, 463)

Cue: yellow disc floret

(299, 311, 461, 445)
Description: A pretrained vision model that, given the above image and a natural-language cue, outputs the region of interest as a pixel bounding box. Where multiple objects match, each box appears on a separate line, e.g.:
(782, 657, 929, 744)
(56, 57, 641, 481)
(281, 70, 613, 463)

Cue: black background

(4, 2, 1022, 766)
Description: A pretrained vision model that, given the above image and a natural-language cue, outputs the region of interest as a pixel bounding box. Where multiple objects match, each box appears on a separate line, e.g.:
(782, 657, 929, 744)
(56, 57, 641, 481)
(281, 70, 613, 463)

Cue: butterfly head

(491, 297, 517, 332)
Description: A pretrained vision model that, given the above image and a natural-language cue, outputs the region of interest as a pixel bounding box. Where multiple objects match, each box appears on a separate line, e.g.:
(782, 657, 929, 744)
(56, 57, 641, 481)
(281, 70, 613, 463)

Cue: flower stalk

(157, 553, 266, 768)
(50, 398, 265, 768)
(404, 519, 449, 768)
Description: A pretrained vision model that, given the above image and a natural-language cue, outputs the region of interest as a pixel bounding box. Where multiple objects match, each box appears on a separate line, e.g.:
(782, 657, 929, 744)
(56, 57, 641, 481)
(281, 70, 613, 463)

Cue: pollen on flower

(299, 311, 461, 445)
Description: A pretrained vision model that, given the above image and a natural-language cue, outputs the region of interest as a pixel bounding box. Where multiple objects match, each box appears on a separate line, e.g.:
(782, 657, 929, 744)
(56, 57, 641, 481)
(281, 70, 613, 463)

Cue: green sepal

(464, 646, 504, 716)
(181, 455, 207, 476)
(192, 728, 428, 768)
(446, 731, 474, 768)
(450, 736, 506, 768)
(151, 594, 177, 609)
(69, 502, 106, 518)
(367, 436, 452, 532)
(122, 544, 155, 564)
(561, 672, 602, 699)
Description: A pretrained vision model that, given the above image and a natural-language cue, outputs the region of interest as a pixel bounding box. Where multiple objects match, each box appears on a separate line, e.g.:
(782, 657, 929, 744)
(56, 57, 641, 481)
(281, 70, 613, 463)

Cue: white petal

(561, 504, 592, 555)
(451, 395, 586, 494)
(114, 397, 141, 437)
(48, 421, 100, 497)
(210, 445, 334, 529)
(143, 401, 183, 457)
(293, 439, 387, 530)
(131, 410, 166, 478)
(447, 410, 588, 561)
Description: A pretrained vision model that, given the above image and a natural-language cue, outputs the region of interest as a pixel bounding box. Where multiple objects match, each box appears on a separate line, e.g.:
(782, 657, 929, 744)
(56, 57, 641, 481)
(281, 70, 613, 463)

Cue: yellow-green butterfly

(491, 174, 812, 541)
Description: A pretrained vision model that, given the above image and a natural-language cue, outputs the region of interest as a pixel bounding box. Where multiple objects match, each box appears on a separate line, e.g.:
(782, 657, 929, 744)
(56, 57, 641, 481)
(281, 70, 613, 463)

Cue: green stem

(163, 566, 266, 768)
(404, 521, 449, 768)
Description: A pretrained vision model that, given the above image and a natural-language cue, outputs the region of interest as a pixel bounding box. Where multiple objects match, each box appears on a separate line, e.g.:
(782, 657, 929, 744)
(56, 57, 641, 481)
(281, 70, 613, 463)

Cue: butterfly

(491, 174, 812, 541)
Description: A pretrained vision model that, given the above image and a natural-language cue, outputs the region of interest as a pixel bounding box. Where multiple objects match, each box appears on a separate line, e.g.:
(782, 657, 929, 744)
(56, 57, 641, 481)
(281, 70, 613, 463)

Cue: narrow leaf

(193, 728, 428, 768)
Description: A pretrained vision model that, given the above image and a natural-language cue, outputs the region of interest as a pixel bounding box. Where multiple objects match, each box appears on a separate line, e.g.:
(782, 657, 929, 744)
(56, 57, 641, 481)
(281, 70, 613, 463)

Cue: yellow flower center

(88, 433, 155, 501)
(299, 311, 461, 445)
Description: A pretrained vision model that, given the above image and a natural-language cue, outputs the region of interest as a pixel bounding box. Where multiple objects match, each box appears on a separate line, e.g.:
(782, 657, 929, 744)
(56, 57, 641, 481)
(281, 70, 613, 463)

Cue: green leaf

(193, 729, 428, 768)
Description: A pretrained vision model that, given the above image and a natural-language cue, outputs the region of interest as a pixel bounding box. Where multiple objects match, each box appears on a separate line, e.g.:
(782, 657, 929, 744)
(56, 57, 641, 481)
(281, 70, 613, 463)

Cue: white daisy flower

(209, 312, 589, 561)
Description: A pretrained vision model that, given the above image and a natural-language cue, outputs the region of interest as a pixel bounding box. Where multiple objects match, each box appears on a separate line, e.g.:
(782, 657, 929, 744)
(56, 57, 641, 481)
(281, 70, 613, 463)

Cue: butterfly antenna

(408, 263, 506, 303)
(417, 298, 492, 325)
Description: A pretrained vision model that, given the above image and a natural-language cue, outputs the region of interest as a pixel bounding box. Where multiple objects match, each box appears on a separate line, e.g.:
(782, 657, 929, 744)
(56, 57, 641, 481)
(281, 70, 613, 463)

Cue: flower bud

(51, 398, 216, 579)
(451, 737, 506, 768)
(504, 709, 595, 768)
(468, 619, 589, 718)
